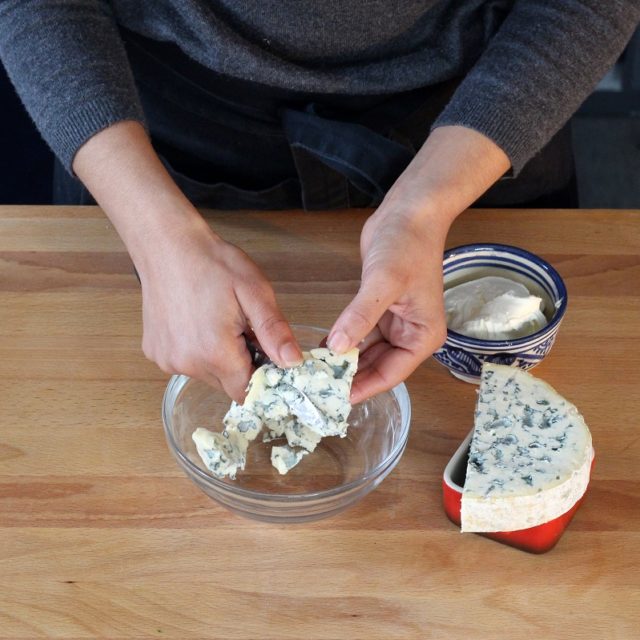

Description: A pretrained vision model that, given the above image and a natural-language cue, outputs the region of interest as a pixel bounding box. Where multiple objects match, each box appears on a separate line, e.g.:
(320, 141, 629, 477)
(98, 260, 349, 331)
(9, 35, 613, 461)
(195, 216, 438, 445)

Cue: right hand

(136, 217, 302, 402)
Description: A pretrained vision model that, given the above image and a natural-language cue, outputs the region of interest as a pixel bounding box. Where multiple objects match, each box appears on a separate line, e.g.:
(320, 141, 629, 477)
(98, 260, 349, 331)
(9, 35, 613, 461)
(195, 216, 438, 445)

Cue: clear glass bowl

(162, 325, 411, 523)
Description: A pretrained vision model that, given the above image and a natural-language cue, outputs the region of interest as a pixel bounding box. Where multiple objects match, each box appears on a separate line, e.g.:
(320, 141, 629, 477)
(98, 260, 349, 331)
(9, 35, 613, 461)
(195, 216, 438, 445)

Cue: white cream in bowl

(444, 275, 548, 340)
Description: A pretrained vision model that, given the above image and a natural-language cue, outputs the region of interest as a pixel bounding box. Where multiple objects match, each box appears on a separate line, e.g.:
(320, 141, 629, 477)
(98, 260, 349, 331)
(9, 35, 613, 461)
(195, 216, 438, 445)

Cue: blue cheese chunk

(192, 427, 249, 480)
(262, 422, 286, 443)
(271, 445, 309, 475)
(282, 419, 322, 452)
(193, 347, 358, 478)
(461, 363, 593, 532)
(262, 417, 322, 452)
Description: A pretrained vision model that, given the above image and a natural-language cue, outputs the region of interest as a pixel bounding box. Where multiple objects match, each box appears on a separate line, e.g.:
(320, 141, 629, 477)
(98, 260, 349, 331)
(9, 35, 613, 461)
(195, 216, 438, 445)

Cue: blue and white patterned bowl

(433, 243, 568, 383)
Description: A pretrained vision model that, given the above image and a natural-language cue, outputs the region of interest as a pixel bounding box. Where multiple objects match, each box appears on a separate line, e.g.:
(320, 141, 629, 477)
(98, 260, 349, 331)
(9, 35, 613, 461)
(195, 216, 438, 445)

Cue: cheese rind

(461, 363, 593, 532)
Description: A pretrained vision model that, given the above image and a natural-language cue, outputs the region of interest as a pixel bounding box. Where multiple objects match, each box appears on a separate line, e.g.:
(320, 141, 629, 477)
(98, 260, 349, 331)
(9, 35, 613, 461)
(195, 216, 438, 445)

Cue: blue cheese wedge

(193, 347, 358, 478)
(461, 363, 593, 532)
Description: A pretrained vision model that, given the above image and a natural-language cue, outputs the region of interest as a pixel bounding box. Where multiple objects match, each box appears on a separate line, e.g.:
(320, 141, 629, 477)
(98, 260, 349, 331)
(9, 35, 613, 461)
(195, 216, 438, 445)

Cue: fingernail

(328, 330, 351, 354)
(350, 386, 364, 405)
(281, 341, 303, 367)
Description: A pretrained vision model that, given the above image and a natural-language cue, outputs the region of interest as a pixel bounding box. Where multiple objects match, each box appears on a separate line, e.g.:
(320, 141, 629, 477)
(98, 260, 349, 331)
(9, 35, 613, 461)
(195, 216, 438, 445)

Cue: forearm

(382, 125, 510, 233)
(433, 0, 640, 174)
(0, 0, 144, 171)
(72, 121, 213, 272)
(73, 120, 301, 399)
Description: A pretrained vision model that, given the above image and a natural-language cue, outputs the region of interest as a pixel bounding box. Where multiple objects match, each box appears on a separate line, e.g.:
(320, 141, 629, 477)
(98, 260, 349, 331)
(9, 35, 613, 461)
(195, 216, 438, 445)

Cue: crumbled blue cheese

(193, 347, 358, 478)
(192, 426, 250, 481)
(461, 363, 593, 532)
(271, 445, 309, 475)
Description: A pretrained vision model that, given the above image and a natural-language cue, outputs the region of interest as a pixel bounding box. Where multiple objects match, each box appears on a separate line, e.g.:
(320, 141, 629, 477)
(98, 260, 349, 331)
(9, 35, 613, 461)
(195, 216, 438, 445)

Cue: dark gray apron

(54, 29, 576, 209)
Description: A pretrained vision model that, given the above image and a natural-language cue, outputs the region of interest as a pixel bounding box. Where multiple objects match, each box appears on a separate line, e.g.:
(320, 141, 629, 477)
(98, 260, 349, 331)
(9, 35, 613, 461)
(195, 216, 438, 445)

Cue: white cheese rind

(192, 347, 358, 478)
(461, 363, 593, 532)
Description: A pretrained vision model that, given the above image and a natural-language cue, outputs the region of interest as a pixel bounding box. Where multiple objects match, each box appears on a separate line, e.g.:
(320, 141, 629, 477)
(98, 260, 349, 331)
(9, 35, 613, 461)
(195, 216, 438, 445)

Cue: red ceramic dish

(443, 431, 594, 553)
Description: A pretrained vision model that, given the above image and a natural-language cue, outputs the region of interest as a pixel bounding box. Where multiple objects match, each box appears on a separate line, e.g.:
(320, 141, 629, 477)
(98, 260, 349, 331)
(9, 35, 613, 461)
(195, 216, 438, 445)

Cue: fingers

(147, 332, 254, 403)
(328, 272, 398, 354)
(357, 338, 392, 372)
(350, 346, 420, 405)
(350, 320, 446, 404)
(236, 281, 302, 369)
(209, 332, 257, 402)
(204, 367, 249, 404)
(139, 231, 300, 403)
(324, 325, 384, 356)
(357, 325, 385, 354)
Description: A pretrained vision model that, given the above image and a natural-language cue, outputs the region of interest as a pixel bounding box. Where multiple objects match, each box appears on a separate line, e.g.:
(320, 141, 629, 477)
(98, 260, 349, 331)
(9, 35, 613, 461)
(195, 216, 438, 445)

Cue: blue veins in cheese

(271, 445, 309, 475)
(461, 363, 593, 533)
(192, 347, 358, 479)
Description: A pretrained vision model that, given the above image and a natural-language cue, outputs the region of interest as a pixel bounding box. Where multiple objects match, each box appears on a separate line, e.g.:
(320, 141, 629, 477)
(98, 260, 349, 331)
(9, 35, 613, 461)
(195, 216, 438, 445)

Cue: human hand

(327, 125, 512, 402)
(327, 204, 449, 404)
(71, 121, 302, 401)
(137, 217, 302, 402)
(72, 121, 508, 404)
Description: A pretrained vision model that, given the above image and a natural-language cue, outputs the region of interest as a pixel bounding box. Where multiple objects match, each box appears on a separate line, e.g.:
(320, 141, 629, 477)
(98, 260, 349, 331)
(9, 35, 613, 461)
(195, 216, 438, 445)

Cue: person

(1, 2, 638, 404)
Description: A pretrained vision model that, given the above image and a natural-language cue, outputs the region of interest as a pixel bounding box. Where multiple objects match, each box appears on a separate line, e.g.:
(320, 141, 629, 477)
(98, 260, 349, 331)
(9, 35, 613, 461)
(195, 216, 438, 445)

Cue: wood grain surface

(1, 205, 639, 639)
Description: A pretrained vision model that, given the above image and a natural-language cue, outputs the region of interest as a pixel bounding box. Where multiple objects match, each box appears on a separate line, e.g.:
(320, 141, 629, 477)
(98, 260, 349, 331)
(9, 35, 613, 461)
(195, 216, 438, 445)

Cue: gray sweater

(0, 1, 638, 175)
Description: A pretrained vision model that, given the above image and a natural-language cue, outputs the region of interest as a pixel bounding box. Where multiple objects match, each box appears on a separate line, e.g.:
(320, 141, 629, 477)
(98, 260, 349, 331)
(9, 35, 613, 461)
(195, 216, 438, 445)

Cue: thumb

(237, 285, 303, 368)
(328, 272, 397, 354)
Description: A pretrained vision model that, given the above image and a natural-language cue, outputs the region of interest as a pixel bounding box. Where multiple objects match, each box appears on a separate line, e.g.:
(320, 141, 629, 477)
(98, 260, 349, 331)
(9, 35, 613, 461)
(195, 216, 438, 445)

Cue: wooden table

(1, 205, 638, 639)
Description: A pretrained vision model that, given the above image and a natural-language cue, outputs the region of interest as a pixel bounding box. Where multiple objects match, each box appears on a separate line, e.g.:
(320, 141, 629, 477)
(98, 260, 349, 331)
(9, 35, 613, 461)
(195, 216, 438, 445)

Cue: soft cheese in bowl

(433, 243, 567, 383)
(162, 325, 411, 523)
(444, 275, 547, 340)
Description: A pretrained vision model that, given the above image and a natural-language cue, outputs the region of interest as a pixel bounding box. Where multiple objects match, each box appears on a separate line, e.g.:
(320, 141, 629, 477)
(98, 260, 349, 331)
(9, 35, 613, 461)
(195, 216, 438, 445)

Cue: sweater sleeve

(433, 0, 640, 175)
(0, 0, 145, 172)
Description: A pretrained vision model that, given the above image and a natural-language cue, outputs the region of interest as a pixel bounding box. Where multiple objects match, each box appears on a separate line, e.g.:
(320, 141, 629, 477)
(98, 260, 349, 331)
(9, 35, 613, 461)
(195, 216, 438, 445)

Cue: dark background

(1, 28, 639, 207)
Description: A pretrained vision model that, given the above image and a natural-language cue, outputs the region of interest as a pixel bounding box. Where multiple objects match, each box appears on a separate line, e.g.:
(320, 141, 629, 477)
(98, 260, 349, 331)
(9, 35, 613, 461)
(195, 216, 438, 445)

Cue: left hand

(327, 202, 449, 404)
